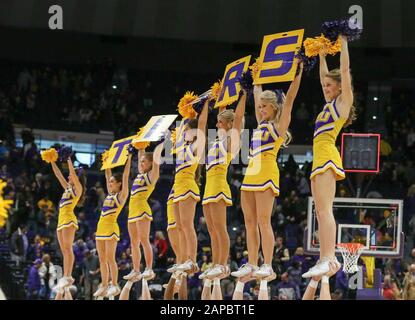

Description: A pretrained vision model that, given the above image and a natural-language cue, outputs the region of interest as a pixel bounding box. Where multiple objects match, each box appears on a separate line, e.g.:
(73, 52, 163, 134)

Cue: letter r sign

(215, 55, 251, 109)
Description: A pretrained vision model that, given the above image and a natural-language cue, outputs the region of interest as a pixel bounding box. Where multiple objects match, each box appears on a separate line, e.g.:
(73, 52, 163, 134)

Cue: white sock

(260, 280, 267, 291)
(235, 281, 244, 293)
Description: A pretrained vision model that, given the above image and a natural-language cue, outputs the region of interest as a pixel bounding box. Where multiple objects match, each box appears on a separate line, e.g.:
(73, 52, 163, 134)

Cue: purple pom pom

(238, 70, 253, 94)
(274, 89, 285, 105)
(193, 96, 208, 114)
(58, 145, 73, 162)
(208, 99, 216, 111)
(295, 47, 318, 74)
(127, 144, 136, 155)
(321, 18, 362, 42)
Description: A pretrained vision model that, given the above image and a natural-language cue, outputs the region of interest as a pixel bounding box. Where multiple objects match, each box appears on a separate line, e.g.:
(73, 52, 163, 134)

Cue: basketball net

(337, 243, 365, 274)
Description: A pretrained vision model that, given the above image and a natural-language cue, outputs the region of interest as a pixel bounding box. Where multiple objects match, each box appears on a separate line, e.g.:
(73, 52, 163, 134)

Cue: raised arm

(302, 278, 319, 300)
(253, 84, 263, 124)
(338, 36, 354, 117)
(51, 162, 68, 189)
(319, 52, 329, 89)
(119, 154, 132, 203)
(194, 99, 209, 159)
(230, 90, 247, 157)
(277, 63, 303, 137)
(149, 141, 165, 183)
(137, 149, 144, 174)
(67, 159, 82, 195)
(105, 168, 112, 193)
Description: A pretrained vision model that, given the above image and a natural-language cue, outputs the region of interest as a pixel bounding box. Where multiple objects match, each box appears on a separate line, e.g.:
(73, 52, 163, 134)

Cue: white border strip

(0, 287, 6, 300)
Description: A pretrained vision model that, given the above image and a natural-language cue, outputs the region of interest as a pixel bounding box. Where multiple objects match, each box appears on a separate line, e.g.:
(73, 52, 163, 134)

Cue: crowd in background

(0, 60, 414, 300)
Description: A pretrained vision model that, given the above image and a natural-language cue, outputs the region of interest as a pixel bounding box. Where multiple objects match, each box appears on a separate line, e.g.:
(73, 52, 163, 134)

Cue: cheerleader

(165, 119, 191, 274)
(51, 157, 86, 291)
(302, 36, 355, 278)
(123, 141, 165, 282)
(232, 62, 303, 279)
(173, 99, 209, 273)
(93, 153, 132, 298)
(199, 90, 247, 280)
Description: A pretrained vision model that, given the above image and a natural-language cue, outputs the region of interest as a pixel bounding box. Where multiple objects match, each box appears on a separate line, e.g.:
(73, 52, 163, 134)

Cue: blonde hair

(408, 184, 415, 197)
(218, 109, 235, 123)
(325, 68, 357, 127)
(260, 90, 292, 147)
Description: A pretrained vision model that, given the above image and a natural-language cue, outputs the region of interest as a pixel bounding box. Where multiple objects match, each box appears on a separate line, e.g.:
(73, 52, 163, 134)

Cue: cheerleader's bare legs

(203, 201, 230, 278)
(178, 198, 198, 266)
(56, 227, 76, 279)
(254, 189, 276, 272)
(126, 222, 143, 281)
(232, 191, 260, 277)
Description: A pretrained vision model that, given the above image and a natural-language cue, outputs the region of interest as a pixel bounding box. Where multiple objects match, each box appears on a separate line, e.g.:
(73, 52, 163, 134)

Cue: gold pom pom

(249, 57, 261, 79)
(132, 127, 150, 150)
(40, 148, 58, 163)
(210, 80, 223, 101)
(304, 35, 342, 57)
(0, 180, 13, 228)
(132, 139, 150, 150)
(177, 91, 198, 119)
(101, 150, 110, 164)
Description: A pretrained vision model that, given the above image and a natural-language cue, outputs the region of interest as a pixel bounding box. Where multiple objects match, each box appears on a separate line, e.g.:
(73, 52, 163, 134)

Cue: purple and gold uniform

(310, 98, 346, 180)
(241, 120, 284, 196)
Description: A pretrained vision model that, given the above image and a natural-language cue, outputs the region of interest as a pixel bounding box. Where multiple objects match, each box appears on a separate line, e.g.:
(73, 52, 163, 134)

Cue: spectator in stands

(197, 217, 210, 249)
(231, 235, 245, 260)
(274, 272, 300, 300)
(403, 264, 415, 300)
(382, 274, 401, 300)
(77, 212, 90, 241)
(27, 234, 44, 261)
(10, 224, 29, 267)
(296, 170, 310, 197)
(199, 254, 212, 274)
(39, 254, 57, 300)
(37, 195, 54, 212)
(273, 236, 290, 279)
(26, 259, 42, 299)
(154, 231, 168, 268)
(73, 239, 88, 266)
(81, 249, 100, 300)
(291, 247, 310, 274)
(286, 260, 303, 289)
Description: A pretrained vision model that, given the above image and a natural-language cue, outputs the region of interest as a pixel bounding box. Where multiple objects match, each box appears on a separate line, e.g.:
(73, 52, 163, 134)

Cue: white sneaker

(57, 276, 74, 289)
(106, 284, 121, 297)
(176, 259, 198, 273)
(253, 264, 274, 278)
(302, 259, 330, 278)
(123, 270, 142, 281)
(206, 264, 225, 279)
(93, 285, 108, 298)
(231, 264, 258, 278)
(142, 268, 155, 280)
(198, 266, 212, 280)
(167, 264, 179, 273)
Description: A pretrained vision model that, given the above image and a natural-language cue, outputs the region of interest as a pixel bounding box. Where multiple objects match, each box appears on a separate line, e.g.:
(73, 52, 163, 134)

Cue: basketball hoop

(337, 243, 365, 274)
